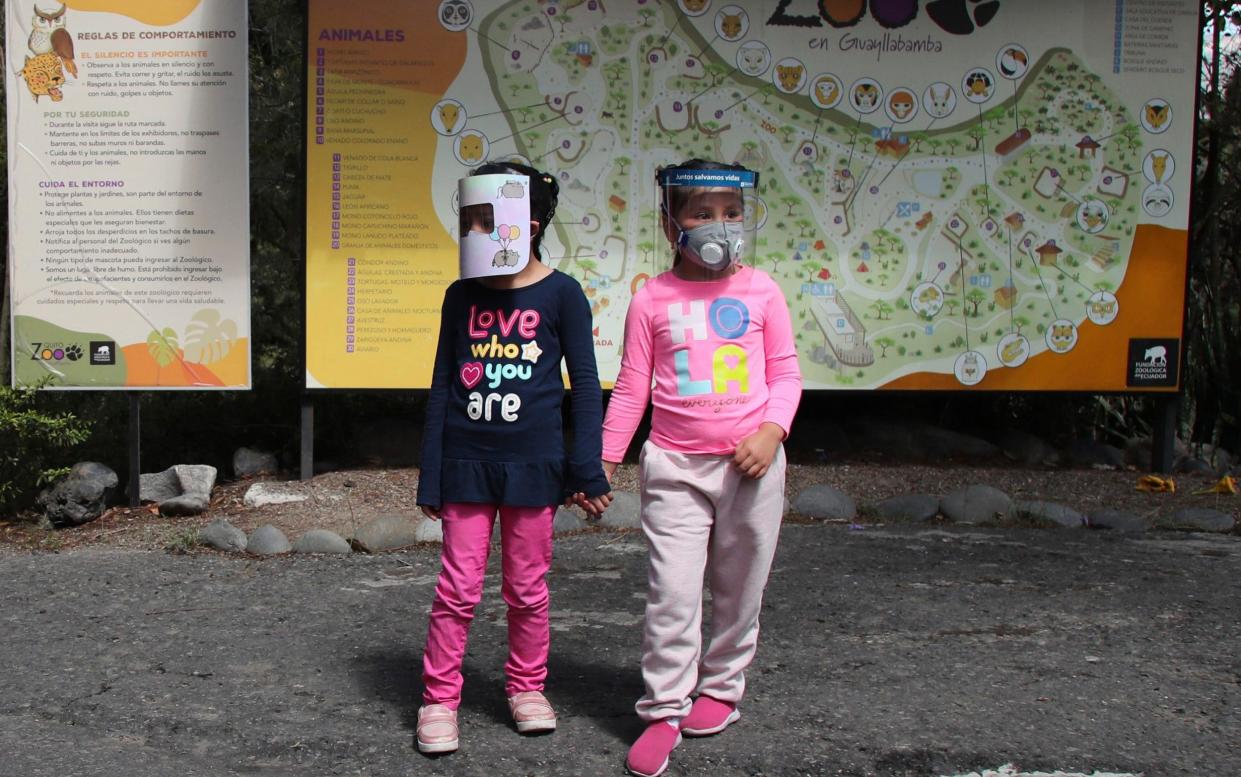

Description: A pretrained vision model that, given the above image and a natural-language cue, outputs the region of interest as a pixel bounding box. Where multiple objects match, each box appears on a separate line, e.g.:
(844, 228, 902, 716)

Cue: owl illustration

(29, 2, 76, 78)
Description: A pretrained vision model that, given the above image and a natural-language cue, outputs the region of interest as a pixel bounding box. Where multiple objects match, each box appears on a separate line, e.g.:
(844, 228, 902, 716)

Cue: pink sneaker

(625, 720, 682, 777)
(508, 690, 557, 733)
(680, 695, 740, 736)
(416, 704, 458, 754)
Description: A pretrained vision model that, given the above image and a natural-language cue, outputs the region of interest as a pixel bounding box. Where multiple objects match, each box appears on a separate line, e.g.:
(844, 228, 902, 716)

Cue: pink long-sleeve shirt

(602, 266, 802, 460)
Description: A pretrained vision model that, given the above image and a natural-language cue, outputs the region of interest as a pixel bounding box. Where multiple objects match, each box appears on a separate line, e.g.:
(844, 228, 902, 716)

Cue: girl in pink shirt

(600, 160, 802, 777)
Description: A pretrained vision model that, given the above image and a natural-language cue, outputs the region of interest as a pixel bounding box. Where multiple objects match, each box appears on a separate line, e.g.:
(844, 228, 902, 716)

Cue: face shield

(657, 166, 759, 271)
(458, 173, 531, 279)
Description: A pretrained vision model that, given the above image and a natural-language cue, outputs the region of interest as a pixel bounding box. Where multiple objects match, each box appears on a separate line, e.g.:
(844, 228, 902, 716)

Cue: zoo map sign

(305, 0, 1198, 391)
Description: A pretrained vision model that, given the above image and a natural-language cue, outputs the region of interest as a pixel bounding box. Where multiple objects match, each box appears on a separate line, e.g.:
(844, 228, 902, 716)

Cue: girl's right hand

(420, 505, 442, 521)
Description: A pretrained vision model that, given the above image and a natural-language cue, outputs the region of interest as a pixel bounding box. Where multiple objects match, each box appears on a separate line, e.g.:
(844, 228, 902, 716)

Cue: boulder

(243, 483, 308, 508)
(37, 462, 120, 528)
(247, 524, 292, 555)
(792, 485, 857, 521)
(139, 464, 217, 515)
(1064, 439, 1125, 470)
(871, 494, 939, 523)
(414, 518, 444, 544)
(233, 447, 278, 478)
(1154, 508, 1235, 533)
(1086, 509, 1147, 532)
(998, 430, 1059, 467)
(292, 529, 351, 554)
(554, 506, 587, 534)
(159, 494, 211, 517)
(599, 491, 642, 529)
(200, 519, 248, 552)
(351, 514, 420, 552)
(1013, 500, 1085, 528)
(940, 484, 1013, 525)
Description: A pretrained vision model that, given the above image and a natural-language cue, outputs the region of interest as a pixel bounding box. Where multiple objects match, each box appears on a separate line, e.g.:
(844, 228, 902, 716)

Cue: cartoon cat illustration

(776, 63, 804, 92)
(438, 103, 460, 133)
(720, 12, 743, 39)
(682, 0, 708, 13)
(739, 46, 768, 75)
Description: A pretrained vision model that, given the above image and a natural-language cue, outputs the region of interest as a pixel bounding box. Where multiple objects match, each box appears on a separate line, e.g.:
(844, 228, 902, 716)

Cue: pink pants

(421, 502, 555, 708)
(636, 440, 787, 722)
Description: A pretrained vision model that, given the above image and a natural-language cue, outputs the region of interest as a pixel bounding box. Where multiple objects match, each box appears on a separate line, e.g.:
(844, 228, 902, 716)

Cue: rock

(139, 464, 217, 504)
(848, 421, 917, 459)
(351, 514, 420, 552)
(1013, 500, 1085, 528)
(243, 483, 308, 508)
(939, 484, 1013, 525)
(792, 485, 857, 521)
(1155, 508, 1235, 533)
(293, 529, 351, 554)
(37, 462, 120, 528)
(1064, 439, 1125, 470)
(247, 524, 292, 555)
(554, 506, 586, 534)
(998, 430, 1059, 466)
(138, 468, 181, 503)
(1086, 509, 1147, 532)
(414, 518, 444, 544)
(871, 494, 939, 523)
(598, 491, 641, 529)
(1123, 437, 1153, 470)
(1173, 456, 1216, 476)
(915, 426, 1000, 460)
(159, 494, 211, 517)
(200, 519, 248, 552)
(233, 447, 278, 478)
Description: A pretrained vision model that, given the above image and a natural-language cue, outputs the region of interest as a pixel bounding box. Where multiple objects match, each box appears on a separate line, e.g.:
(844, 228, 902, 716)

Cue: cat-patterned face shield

(458, 173, 532, 279)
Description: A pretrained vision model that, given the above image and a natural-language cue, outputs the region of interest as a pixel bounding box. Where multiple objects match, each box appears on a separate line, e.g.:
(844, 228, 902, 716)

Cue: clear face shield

(657, 166, 759, 272)
(458, 173, 532, 279)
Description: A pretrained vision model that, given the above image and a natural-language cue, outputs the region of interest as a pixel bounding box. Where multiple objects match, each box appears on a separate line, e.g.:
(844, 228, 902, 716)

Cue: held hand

(733, 423, 784, 479)
(584, 491, 613, 516)
(420, 504, 442, 521)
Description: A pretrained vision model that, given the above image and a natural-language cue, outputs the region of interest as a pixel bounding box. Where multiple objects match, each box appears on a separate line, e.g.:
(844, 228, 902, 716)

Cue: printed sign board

(6, 0, 250, 389)
(306, 0, 1199, 391)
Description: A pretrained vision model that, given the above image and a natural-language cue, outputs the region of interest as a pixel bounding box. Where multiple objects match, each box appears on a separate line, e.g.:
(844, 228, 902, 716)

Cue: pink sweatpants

(635, 440, 787, 722)
(421, 502, 555, 708)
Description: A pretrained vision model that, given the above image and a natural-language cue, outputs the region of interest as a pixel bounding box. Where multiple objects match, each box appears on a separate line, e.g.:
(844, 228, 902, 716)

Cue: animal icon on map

(925, 82, 955, 116)
(853, 82, 879, 111)
(438, 103, 461, 133)
(28, 2, 76, 78)
(1145, 101, 1170, 131)
(1149, 152, 1169, 184)
(776, 63, 805, 92)
(682, 0, 709, 13)
(965, 70, 992, 99)
(458, 133, 485, 163)
(998, 46, 1027, 78)
(814, 77, 840, 106)
(719, 11, 744, 39)
(888, 90, 915, 120)
(737, 43, 770, 76)
(440, 0, 471, 29)
(1048, 323, 1074, 351)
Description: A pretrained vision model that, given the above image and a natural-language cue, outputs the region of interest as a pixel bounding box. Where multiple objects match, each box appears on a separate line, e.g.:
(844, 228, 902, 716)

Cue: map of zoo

(429, 0, 1181, 389)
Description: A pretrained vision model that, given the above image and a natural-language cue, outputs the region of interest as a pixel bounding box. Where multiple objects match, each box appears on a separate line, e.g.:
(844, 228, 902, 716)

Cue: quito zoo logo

(767, 0, 1001, 33)
(28, 342, 82, 362)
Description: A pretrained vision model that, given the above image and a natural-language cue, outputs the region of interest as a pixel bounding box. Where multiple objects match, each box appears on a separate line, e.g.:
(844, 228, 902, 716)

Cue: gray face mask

(677, 220, 746, 271)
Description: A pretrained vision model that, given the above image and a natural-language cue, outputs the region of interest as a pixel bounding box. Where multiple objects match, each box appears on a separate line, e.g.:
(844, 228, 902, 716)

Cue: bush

(0, 385, 91, 514)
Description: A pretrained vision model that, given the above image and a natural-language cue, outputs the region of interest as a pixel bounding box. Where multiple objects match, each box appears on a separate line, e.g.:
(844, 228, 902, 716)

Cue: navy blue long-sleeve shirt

(417, 270, 610, 508)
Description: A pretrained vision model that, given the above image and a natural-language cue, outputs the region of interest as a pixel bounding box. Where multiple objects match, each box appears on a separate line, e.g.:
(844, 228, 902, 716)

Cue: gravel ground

(2, 459, 1237, 554)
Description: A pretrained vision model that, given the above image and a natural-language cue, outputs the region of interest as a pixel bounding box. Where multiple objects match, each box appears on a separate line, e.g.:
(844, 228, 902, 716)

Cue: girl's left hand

(733, 423, 784, 478)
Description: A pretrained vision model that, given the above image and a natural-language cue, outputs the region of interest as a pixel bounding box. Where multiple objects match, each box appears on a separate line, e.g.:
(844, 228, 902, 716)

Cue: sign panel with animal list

(5, 0, 251, 389)
(304, 0, 1198, 391)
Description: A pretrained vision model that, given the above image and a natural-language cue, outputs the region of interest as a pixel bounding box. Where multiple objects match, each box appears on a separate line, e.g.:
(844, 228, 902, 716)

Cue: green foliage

(0, 385, 91, 513)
